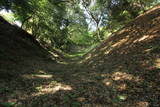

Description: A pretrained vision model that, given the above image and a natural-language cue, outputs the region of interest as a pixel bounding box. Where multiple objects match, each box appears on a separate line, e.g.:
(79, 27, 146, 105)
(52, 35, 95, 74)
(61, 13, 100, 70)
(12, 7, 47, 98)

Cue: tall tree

(81, 0, 109, 41)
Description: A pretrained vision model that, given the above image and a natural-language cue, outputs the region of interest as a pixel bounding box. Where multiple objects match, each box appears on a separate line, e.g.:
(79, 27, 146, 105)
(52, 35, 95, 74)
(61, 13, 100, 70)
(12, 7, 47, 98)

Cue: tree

(81, 0, 109, 41)
(0, 0, 159, 52)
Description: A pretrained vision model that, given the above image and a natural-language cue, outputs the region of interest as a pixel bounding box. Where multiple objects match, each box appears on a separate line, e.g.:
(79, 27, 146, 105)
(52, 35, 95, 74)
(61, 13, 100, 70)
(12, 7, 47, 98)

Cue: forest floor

(1, 5, 160, 107)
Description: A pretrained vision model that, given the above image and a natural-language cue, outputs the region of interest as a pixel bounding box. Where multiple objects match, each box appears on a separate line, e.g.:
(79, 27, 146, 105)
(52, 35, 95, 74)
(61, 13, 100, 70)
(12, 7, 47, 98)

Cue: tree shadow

(77, 5, 160, 106)
(1, 5, 160, 107)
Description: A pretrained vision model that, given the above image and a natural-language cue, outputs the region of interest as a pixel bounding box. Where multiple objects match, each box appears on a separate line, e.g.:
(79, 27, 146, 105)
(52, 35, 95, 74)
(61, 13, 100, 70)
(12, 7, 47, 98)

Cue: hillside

(0, 16, 51, 59)
(0, 5, 160, 107)
(84, 5, 160, 67)
(82, 5, 160, 106)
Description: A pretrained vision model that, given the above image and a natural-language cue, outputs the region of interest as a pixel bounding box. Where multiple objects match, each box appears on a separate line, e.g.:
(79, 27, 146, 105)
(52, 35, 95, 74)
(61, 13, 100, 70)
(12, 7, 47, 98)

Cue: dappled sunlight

(116, 29, 128, 35)
(33, 81, 72, 96)
(22, 74, 53, 79)
(144, 48, 152, 52)
(111, 72, 142, 82)
(103, 37, 129, 55)
(154, 58, 160, 68)
(116, 83, 127, 91)
(49, 51, 59, 58)
(104, 48, 112, 55)
(100, 45, 108, 51)
(111, 37, 129, 48)
(85, 53, 92, 60)
(34, 74, 53, 78)
(99, 41, 113, 51)
(117, 94, 128, 101)
(1, 3, 160, 107)
(136, 101, 149, 107)
(92, 53, 99, 58)
(137, 35, 150, 42)
(38, 70, 47, 74)
(137, 33, 159, 42)
(103, 78, 113, 87)
(88, 60, 95, 65)
(80, 53, 92, 63)
(102, 72, 138, 92)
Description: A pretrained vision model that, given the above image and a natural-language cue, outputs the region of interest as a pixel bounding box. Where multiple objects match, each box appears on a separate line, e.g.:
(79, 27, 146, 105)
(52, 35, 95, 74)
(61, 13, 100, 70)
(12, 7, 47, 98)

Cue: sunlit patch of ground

(79, 5, 160, 107)
(136, 101, 149, 107)
(22, 74, 53, 79)
(111, 72, 142, 82)
(1, 5, 160, 107)
(154, 58, 160, 68)
(33, 82, 72, 96)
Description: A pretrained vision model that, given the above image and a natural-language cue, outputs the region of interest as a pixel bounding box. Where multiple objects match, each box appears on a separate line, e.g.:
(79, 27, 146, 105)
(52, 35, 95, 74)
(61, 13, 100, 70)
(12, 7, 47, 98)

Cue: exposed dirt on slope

(1, 5, 160, 107)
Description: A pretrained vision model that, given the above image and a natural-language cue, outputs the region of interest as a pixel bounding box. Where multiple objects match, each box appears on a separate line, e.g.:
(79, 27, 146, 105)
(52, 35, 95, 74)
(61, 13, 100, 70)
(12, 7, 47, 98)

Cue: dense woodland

(1, 0, 159, 53)
(0, 0, 160, 107)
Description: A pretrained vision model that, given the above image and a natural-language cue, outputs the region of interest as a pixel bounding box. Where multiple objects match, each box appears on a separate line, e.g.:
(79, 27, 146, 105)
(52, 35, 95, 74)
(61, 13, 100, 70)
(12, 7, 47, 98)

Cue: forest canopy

(0, 0, 159, 52)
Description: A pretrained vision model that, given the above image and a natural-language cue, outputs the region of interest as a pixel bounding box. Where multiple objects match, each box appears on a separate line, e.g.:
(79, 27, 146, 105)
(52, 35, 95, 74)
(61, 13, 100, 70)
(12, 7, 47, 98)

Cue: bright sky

(79, 0, 97, 31)
(0, 0, 99, 31)
(1, 0, 160, 30)
(0, 9, 22, 27)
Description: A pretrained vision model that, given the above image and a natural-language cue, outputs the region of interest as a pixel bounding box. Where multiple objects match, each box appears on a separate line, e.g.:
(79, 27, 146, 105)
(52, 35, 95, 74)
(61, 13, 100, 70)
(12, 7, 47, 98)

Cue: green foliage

(0, 12, 15, 23)
(0, 0, 159, 53)
(0, 102, 16, 107)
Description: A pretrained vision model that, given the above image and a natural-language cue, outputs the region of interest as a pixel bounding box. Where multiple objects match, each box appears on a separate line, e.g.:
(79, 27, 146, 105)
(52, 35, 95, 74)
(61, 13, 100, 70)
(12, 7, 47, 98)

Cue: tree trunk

(96, 23, 102, 42)
(21, 16, 33, 29)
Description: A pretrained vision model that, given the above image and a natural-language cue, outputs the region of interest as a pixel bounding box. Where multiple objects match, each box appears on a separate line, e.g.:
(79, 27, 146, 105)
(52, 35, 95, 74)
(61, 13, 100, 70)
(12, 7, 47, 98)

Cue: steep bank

(1, 5, 160, 107)
(82, 5, 160, 106)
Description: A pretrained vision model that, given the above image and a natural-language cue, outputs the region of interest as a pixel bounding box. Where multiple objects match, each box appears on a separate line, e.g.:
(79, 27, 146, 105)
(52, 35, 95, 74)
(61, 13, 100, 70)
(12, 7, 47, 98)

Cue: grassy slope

(0, 5, 160, 107)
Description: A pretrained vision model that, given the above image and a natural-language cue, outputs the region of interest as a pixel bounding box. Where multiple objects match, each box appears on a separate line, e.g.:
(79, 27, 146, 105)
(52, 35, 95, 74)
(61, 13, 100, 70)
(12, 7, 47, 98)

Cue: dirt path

(1, 5, 160, 107)
(1, 54, 160, 107)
